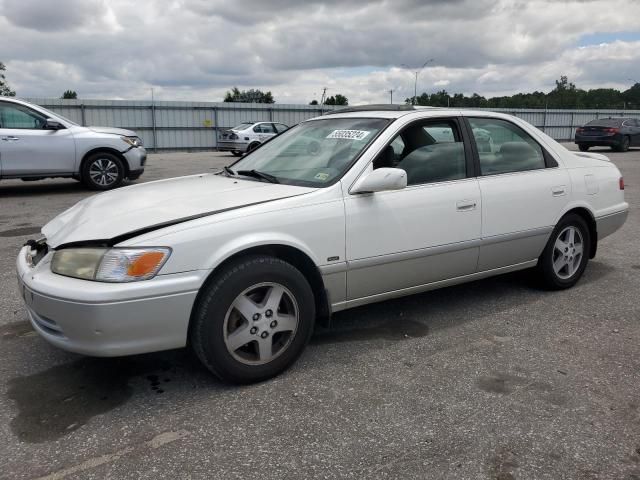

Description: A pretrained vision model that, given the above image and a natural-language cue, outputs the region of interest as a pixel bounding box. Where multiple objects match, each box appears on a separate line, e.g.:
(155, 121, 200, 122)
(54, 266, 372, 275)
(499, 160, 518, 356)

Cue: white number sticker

(326, 130, 371, 141)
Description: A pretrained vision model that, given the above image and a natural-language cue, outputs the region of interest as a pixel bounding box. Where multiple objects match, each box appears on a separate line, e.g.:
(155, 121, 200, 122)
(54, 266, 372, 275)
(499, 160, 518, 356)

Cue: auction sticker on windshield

(326, 130, 371, 141)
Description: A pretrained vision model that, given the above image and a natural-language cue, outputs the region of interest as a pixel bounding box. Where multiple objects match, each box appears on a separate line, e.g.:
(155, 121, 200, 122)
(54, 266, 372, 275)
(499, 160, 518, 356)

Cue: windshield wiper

(236, 169, 280, 184)
(223, 166, 236, 177)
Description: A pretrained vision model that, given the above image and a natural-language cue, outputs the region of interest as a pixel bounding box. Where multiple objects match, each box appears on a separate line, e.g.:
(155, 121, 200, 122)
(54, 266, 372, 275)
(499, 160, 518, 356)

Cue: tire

(578, 144, 589, 152)
(231, 151, 243, 157)
(190, 255, 316, 384)
(247, 142, 261, 152)
(81, 152, 125, 190)
(620, 136, 630, 152)
(128, 172, 143, 181)
(537, 213, 591, 290)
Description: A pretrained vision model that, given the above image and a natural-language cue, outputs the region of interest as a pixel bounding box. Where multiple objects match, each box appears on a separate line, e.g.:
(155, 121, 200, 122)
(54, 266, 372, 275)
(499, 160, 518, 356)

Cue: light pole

(401, 58, 434, 105)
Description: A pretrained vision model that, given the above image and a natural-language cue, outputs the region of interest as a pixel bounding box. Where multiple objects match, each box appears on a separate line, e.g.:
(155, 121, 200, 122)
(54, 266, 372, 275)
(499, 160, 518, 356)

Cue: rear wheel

(537, 213, 590, 290)
(620, 136, 630, 152)
(578, 144, 589, 152)
(231, 151, 243, 157)
(81, 152, 125, 190)
(247, 142, 261, 153)
(190, 255, 315, 383)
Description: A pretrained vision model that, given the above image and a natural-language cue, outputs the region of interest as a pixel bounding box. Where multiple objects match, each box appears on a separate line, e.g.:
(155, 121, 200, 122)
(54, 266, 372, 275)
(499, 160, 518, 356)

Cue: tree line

(406, 76, 640, 110)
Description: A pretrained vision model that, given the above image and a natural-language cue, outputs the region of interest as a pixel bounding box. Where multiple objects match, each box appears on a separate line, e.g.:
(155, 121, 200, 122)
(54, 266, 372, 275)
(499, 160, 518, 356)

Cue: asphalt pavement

(0, 146, 638, 479)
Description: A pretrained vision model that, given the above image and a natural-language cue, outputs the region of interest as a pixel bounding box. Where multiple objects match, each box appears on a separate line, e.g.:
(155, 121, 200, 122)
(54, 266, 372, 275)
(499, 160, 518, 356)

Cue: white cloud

(0, 0, 638, 104)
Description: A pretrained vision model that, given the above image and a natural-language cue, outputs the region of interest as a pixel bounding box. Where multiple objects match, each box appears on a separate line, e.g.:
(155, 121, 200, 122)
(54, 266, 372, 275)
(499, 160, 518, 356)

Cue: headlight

(51, 247, 171, 282)
(121, 136, 143, 147)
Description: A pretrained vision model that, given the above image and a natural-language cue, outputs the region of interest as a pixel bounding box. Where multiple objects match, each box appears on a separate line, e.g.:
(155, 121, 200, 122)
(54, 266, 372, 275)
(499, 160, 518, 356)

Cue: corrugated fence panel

(22, 98, 640, 150)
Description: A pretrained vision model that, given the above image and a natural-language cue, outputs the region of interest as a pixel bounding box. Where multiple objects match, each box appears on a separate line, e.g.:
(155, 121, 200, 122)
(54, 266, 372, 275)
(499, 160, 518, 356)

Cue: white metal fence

(23, 98, 640, 151)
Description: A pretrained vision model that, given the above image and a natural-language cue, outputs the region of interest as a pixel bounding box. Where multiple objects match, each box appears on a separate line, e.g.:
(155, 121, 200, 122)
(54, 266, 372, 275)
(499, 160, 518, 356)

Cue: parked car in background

(0, 98, 146, 190)
(17, 106, 628, 384)
(575, 117, 640, 152)
(218, 121, 289, 156)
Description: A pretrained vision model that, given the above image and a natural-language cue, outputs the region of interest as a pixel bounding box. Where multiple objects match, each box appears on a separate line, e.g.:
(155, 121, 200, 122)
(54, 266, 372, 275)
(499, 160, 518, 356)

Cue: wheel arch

(80, 148, 130, 177)
(560, 206, 598, 259)
(188, 243, 332, 341)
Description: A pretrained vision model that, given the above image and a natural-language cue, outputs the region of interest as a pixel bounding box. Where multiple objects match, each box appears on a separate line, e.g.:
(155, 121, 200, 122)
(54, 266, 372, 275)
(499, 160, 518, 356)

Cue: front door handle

(1, 136, 19, 142)
(456, 200, 477, 211)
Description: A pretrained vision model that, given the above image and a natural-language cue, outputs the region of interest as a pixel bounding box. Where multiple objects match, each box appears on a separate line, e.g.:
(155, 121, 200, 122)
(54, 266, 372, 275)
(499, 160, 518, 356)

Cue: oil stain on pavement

(0, 226, 42, 237)
(7, 352, 191, 443)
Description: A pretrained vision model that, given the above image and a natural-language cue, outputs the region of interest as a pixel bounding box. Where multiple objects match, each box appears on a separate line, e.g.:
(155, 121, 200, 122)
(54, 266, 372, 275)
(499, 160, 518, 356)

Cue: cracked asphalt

(0, 146, 638, 479)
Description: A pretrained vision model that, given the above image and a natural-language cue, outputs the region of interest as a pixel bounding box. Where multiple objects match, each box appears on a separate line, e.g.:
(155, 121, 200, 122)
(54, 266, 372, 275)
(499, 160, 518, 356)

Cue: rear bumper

(217, 141, 249, 152)
(575, 134, 621, 146)
(16, 246, 206, 357)
(596, 208, 628, 241)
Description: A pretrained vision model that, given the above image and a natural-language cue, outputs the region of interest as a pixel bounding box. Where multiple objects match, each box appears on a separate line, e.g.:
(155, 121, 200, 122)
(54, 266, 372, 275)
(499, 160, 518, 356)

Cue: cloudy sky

(1, 0, 639, 104)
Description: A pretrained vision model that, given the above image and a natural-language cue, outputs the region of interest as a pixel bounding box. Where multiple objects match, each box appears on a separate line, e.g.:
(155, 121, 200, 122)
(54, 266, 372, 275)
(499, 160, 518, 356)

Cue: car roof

(309, 105, 519, 122)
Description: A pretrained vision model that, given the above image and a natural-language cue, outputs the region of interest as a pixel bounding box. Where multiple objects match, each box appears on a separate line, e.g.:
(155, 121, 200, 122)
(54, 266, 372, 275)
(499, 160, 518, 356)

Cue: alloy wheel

(552, 226, 584, 279)
(223, 282, 299, 365)
(89, 158, 119, 186)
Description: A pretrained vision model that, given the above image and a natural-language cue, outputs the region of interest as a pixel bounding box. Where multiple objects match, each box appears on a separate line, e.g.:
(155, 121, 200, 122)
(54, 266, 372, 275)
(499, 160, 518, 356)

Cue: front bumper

(16, 246, 207, 357)
(217, 141, 249, 152)
(123, 146, 147, 171)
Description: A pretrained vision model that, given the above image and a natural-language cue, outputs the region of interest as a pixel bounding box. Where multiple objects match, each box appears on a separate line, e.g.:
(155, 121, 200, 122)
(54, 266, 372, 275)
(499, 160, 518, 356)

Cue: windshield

(231, 122, 254, 131)
(228, 117, 389, 187)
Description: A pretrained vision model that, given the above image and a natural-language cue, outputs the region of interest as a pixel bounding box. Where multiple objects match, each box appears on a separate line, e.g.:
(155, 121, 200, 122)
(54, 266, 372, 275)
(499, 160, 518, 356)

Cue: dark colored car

(575, 117, 640, 152)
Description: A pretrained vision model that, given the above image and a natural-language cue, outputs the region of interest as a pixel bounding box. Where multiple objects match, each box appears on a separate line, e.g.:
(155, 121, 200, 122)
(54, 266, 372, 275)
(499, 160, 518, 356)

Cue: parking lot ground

(0, 146, 639, 479)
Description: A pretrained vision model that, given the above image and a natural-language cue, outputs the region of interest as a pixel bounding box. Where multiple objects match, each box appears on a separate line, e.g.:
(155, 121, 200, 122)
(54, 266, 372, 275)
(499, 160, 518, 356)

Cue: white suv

(218, 121, 289, 156)
(0, 98, 146, 190)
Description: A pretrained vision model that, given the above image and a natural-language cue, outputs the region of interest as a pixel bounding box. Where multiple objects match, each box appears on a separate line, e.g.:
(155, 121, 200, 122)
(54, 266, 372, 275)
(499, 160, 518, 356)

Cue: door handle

(1, 136, 19, 141)
(456, 200, 477, 211)
(551, 186, 566, 196)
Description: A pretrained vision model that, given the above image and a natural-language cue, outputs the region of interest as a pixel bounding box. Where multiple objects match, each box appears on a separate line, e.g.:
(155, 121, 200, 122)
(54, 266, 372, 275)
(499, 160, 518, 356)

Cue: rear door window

(467, 118, 546, 175)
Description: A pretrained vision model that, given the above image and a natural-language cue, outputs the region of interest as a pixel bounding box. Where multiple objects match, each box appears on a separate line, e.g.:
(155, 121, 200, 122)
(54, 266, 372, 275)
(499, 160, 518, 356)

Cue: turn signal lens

(127, 251, 166, 276)
(619, 177, 625, 190)
(96, 248, 171, 282)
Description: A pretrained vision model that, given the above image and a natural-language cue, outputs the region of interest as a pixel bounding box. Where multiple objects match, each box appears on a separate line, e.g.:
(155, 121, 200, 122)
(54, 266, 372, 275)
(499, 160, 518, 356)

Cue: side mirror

(43, 118, 64, 130)
(351, 167, 407, 194)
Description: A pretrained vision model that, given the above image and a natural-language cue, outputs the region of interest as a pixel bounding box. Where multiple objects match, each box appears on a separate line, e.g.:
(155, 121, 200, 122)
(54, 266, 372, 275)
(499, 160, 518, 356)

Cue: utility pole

(401, 58, 434, 105)
(389, 89, 393, 104)
(320, 87, 328, 115)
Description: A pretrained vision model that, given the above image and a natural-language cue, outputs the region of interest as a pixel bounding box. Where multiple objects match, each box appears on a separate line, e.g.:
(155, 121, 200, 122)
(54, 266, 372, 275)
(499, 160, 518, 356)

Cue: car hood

(42, 174, 315, 248)
(88, 126, 138, 137)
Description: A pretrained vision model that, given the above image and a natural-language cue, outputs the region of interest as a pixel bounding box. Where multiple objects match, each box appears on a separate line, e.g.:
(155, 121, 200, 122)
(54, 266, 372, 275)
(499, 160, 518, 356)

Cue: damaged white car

(17, 106, 628, 383)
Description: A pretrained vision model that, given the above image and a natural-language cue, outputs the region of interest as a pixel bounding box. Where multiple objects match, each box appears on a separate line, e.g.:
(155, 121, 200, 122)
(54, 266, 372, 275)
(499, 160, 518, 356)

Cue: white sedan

(17, 106, 628, 383)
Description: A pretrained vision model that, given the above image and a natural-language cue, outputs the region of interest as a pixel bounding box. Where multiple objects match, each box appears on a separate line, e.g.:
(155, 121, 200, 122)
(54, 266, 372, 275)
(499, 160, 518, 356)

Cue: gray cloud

(0, 0, 638, 104)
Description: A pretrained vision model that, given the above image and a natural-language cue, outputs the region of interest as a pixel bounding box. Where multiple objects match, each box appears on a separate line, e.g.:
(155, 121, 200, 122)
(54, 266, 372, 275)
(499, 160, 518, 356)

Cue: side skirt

(330, 259, 538, 312)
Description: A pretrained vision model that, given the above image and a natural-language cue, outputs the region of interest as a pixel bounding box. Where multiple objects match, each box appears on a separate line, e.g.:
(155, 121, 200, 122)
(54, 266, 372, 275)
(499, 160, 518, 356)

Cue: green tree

(0, 62, 16, 97)
(623, 83, 640, 109)
(324, 94, 348, 105)
(61, 90, 78, 99)
(224, 87, 275, 103)
(309, 99, 319, 105)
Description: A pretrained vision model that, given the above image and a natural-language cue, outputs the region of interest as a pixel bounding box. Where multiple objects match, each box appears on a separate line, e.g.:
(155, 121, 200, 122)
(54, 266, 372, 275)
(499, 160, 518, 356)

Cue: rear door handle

(456, 200, 477, 211)
(551, 186, 566, 196)
(1, 136, 19, 141)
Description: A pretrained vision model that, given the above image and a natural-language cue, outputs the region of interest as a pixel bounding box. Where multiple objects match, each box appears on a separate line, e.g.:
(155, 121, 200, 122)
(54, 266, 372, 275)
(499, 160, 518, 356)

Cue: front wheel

(231, 151, 243, 157)
(81, 153, 125, 190)
(537, 213, 591, 290)
(578, 144, 589, 152)
(190, 255, 315, 383)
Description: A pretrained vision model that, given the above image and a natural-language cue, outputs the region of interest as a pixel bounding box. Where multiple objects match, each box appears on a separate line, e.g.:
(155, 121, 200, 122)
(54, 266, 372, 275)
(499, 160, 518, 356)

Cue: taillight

(576, 127, 583, 133)
(604, 127, 619, 134)
(619, 177, 624, 190)
(230, 133, 238, 140)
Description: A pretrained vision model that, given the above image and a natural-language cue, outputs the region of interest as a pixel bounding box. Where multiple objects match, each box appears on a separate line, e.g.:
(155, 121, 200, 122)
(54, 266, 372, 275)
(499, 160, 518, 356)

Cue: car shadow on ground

(3, 260, 616, 444)
(0, 180, 86, 197)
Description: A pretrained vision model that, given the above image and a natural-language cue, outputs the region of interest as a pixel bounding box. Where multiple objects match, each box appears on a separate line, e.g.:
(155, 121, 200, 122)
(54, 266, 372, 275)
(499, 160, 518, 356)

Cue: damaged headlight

(51, 247, 171, 282)
(121, 136, 143, 147)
